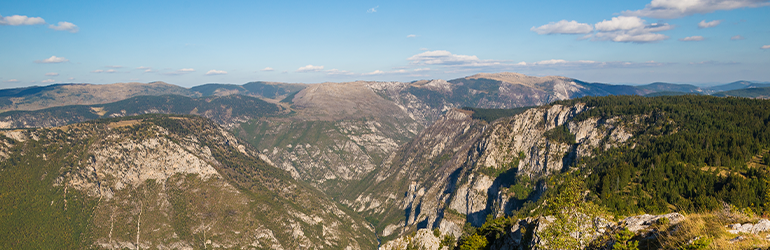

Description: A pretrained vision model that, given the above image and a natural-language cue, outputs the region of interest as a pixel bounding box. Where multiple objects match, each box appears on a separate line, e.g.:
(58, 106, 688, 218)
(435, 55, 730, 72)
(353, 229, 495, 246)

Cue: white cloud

(164, 68, 195, 75)
(106, 65, 123, 68)
(731, 35, 745, 40)
(0, 14, 45, 25)
(595, 16, 646, 31)
(205, 69, 227, 75)
(514, 59, 669, 69)
(45, 72, 59, 76)
(679, 36, 705, 41)
(35, 56, 69, 63)
(326, 69, 355, 75)
(296, 64, 324, 72)
(623, 0, 770, 19)
(688, 60, 739, 65)
(4, 79, 19, 83)
(42, 79, 55, 83)
(762, 45, 770, 49)
(137, 66, 155, 73)
(367, 6, 379, 13)
(593, 21, 673, 43)
(262, 67, 274, 71)
(698, 20, 722, 28)
(407, 34, 417, 38)
(407, 50, 502, 67)
(48, 21, 79, 33)
(531, 20, 593, 34)
(92, 69, 117, 73)
(362, 70, 385, 76)
(360, 69, 419, 76)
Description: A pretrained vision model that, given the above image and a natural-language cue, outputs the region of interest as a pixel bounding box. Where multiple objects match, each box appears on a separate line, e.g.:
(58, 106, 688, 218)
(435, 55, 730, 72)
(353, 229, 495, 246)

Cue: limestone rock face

(379, 229, 447, 250)
(4, 116, 377, 249)
(621, 213, 685, 233)
(726, 219, 770, 234)
(363, 103, 639, 243)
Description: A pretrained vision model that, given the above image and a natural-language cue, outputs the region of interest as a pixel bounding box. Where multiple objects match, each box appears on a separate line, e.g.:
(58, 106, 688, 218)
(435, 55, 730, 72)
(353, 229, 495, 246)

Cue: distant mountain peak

(466, 72, 571, 87)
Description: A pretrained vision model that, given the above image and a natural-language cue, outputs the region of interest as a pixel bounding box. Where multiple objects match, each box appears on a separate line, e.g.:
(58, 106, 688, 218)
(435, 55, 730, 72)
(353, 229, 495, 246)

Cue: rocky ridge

(347, 102, 638, 242)
(0, 115, 376, 249)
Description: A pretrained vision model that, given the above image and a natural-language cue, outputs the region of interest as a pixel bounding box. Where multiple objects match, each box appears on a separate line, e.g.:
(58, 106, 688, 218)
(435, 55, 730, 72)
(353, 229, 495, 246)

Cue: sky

(1, 0, 769, 88)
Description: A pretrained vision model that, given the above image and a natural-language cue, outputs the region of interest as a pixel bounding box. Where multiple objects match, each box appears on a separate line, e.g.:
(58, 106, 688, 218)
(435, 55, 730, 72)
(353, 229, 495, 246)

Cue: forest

(551, 95, 770, 215)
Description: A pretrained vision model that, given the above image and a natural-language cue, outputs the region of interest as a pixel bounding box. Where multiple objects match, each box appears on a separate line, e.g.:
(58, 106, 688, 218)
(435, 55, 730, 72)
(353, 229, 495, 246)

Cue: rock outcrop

(355, 103, 639, 242)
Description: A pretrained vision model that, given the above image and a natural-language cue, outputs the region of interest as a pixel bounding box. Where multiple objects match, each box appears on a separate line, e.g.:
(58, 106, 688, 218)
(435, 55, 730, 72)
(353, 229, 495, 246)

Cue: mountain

(636, 82, 709, 94)
(236, 73, 650, 194)
(191, 81, 306, 101)
(350, 94, 770, 245)
(0, 82, 198, 112)
(0, 94, 284, 129)
(712, 86, 770, 99)
(708, 80, 770, 92)
(0, 115, 377, 249)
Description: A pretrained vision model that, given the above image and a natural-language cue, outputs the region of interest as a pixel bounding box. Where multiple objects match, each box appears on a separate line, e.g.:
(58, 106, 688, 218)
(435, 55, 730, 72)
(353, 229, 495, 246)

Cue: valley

(1, 72, 770, 249)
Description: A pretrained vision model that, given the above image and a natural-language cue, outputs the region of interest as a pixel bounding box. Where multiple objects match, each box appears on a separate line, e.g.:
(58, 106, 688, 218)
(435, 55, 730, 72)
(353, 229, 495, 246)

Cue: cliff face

(0, 116, 376, 249)
(349, 103, 636, 241)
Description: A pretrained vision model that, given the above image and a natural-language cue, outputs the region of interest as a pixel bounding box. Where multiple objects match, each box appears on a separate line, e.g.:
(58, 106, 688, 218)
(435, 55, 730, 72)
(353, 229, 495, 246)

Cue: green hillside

(712, 87, 770, 99)
(550, 95, 770, 215)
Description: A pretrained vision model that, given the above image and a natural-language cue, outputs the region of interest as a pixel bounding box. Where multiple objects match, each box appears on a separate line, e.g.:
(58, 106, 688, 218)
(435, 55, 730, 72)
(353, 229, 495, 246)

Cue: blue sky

(1, 0, 769, 88)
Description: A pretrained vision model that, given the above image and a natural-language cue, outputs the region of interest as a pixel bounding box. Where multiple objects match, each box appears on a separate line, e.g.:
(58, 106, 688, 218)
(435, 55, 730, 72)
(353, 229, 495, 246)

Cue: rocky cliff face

(238, 74, 626, 194)
(348, 103, 637, 242)
(0, 116, 376, 249)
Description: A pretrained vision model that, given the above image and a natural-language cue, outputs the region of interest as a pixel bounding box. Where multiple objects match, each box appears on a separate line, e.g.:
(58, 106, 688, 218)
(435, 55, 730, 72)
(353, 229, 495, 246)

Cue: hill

(346, 95, 770, 244)
(708, 80, 770, 92)
(636, 82, 708, 94)
(191, 81, 306, 100)
(0, 115, 376, 249)
(0, 82, 198, 112)
(0, 94, 284, 129)
(712, 86, 770, 99)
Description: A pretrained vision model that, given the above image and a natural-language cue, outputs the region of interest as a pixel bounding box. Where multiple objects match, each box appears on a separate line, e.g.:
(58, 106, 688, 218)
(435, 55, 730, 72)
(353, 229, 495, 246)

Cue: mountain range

(1, 72, 769, 249)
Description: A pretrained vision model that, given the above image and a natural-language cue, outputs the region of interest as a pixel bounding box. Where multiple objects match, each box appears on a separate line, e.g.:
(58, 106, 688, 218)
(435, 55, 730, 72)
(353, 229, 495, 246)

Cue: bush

(613, 228, 639, 250)
(458, 234, 488, 250)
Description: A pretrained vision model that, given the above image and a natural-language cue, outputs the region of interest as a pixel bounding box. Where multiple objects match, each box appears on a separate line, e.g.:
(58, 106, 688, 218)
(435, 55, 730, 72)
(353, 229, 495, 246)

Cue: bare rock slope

(348, 103, 637, 241)
(0, 115, 376, 249)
